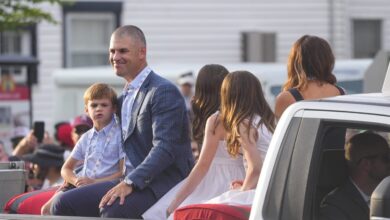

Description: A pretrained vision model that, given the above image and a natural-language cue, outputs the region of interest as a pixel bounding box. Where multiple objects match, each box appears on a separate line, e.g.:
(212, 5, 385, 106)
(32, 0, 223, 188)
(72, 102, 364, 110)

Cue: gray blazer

(320, 179, 369, 220)
(118, 71, 194, 200)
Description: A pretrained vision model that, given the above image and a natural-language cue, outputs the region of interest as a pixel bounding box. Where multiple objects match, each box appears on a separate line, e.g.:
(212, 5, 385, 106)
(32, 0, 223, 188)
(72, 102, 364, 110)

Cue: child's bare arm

(239, 122, 262, 191)
(61, 157, 80, 186)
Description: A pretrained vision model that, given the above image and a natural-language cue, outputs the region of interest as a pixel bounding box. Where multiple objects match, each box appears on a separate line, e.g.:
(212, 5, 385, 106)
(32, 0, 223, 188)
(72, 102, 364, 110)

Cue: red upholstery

(3, 187, 58, 214)
(174, 203, 251, 220)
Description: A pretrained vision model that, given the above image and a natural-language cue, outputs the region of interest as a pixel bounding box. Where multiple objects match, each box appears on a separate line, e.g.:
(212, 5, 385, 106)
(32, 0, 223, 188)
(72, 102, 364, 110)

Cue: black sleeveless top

(288, 85, 345, 101)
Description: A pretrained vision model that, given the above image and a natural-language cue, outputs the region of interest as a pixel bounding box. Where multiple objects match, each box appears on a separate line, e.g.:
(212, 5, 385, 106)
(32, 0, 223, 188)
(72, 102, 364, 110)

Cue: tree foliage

(0, 0, 67, 30)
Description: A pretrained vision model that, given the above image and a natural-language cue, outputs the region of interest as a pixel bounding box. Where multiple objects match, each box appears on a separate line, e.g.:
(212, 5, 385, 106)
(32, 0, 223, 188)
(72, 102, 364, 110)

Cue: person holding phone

(33, 121, 45, 143)
(11, 122, 49, 159)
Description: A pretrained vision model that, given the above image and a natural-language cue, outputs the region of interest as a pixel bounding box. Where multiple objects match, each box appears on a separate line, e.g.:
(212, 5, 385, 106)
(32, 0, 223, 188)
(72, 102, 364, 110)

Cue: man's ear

(138, 47, 146, 60)
(84, 105, 88, 114)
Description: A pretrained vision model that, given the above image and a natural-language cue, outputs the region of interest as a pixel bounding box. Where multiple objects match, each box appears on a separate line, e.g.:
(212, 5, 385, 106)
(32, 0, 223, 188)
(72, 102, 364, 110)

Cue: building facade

(1, 0, 390, 133)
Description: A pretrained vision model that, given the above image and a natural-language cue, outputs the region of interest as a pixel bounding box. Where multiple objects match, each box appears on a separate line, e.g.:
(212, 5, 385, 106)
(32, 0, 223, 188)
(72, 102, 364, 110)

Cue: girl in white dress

(143, 64, 246, 220)
(206, 70, 276, 206)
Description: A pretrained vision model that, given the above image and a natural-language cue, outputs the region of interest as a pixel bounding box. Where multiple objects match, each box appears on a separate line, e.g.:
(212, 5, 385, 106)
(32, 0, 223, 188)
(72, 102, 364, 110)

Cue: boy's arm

(61, 157, 80, 186)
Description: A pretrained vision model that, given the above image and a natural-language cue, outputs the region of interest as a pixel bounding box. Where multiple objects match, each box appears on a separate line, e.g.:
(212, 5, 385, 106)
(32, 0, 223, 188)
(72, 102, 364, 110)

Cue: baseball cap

(72, 114, 93, 129)
(56, 123, 74, 148)
(178, 72, 195, 86)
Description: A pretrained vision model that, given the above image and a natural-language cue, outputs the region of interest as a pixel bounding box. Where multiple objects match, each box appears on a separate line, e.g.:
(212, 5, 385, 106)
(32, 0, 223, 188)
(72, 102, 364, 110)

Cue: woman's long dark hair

(283, 35, 337, 91)
(191, 64, 228, 146)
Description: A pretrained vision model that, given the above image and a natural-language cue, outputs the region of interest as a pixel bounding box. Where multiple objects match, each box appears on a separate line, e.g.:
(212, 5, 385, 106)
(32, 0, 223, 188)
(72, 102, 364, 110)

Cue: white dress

(206, 116, 273, 206)
(142, 140, 246, 220)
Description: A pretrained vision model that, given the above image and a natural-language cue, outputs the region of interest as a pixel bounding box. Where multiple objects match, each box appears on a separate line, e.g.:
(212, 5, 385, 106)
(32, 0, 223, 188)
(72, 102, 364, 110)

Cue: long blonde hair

(221, 71, 275, 157)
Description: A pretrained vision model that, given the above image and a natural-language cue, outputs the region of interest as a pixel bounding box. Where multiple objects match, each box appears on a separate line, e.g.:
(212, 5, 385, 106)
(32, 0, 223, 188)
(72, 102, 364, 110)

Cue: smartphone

(33, 121, 45, 143)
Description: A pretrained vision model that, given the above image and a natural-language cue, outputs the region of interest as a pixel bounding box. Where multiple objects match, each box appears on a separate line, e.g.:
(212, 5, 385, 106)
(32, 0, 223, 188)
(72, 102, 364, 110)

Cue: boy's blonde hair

(83, 83, 118, 106)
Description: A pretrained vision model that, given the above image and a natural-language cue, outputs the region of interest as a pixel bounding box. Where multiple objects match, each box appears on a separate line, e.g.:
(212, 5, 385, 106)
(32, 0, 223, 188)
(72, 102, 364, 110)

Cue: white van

(53, 59, 372, 122)
(218, 59, 371, 108)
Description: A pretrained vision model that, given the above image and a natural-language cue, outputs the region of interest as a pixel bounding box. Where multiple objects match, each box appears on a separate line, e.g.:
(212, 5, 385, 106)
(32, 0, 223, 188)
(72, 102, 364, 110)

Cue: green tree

(0, 0, 66, 30)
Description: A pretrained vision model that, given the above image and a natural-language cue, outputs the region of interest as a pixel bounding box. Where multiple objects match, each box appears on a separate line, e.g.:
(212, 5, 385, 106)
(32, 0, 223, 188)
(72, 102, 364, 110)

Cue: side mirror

(371, 176, 390, 218)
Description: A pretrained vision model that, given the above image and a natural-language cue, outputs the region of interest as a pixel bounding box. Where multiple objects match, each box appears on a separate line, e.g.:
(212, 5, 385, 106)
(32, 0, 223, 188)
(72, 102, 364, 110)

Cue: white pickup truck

(249, 70, 390, 220)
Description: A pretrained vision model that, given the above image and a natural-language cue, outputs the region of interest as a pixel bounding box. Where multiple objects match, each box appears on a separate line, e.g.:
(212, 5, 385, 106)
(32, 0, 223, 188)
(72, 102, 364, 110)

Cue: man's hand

(75, 177, 95, 187)
(99, 181, 133, 208)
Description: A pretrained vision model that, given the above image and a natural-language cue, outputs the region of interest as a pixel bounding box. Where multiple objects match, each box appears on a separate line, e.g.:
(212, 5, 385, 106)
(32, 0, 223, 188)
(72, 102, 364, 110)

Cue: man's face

(368, 151, 390, 183)
(180, 84, 193, 97)
(85, 98, 116, 130)
(109, 35, 146, 81)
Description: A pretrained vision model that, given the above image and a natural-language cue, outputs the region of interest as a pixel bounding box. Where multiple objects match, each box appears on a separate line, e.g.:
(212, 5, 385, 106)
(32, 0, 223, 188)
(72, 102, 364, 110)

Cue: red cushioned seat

(3, 187, 58, 214)
(174, 203, 251, 220)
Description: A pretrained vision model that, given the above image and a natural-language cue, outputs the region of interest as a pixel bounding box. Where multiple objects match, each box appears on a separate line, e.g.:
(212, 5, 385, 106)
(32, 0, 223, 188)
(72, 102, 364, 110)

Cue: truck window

(264, 116, 390, 220)
(263, 117, 320, 220)
(314, 124, 390, 220)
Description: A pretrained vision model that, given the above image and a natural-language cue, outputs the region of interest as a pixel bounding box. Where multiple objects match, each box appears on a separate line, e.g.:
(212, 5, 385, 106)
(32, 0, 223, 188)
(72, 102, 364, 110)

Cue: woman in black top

(275, 35, 345, 119)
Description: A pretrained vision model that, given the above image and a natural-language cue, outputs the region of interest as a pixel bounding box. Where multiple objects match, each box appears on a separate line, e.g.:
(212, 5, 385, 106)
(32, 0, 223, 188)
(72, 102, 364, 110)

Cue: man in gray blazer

(51, 25, 194, 218)
(320, 132, 390, 220)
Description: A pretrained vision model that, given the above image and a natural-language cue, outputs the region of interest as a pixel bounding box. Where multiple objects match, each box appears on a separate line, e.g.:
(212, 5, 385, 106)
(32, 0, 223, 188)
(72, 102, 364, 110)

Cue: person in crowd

(10, 126, 29, 150)
(70, 114, 93, 145)
(61, 114, 94, 160)
(11, 128, 53, 159)
(22, 144, 65, 191)
(143, 64, 242, 220)
(41, 83, 125, 215)
(173, 72, 195, 143)
(177, 71, 195, 120)
(274, 35, 345, 119)
(320, 132, 390, 220)
(51, 25, 193, 219)
(202, 70, 275, 208)
(53, 122, 74, 161)
(55, 122, 74, 149)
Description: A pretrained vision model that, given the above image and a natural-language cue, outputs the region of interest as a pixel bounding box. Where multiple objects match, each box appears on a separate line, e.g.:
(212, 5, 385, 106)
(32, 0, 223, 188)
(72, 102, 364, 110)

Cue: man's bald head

(112, 25, 146, 48)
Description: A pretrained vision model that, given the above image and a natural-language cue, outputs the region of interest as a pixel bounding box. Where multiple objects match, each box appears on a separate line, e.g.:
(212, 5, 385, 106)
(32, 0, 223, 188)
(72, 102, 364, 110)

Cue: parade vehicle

(251, 63, 390, 220)
(173, 64, 390, 220)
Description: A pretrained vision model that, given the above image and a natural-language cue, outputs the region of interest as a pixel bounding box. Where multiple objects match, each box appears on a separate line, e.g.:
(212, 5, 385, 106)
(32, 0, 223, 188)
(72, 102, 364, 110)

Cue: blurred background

(0, 0, 390, 154)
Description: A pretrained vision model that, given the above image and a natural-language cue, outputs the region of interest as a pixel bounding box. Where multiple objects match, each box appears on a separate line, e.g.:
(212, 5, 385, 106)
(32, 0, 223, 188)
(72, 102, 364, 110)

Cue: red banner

(0, 85, 29, 100)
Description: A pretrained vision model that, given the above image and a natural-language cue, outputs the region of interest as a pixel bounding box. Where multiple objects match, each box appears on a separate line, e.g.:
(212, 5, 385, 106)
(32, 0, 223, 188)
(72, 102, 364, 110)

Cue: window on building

(352, 19, 382, 58)
(63, 2, 122, 68)
(0, 29, 34, 76)
(65, 13, 114, 67)
(241, 32, 276, 62)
